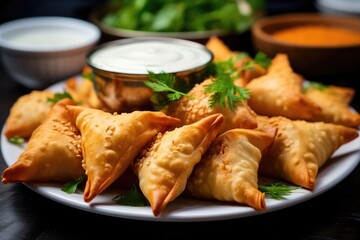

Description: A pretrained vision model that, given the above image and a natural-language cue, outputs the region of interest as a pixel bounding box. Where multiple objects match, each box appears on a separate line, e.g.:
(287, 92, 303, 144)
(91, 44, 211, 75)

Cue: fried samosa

(256, 115, 359, 189)
(186, 128, 276, 211)
(65, 76, 103, 110)
(205, 35, 237, 62)
(304, 85, 360, 128)
(132, 113, 224, 216)
(162, 78, 257, 133)
(66, 105, 180, 202)
(246, 54, 322, 120)
(2, 98, 84, 184)
(4, 90, 55, 139)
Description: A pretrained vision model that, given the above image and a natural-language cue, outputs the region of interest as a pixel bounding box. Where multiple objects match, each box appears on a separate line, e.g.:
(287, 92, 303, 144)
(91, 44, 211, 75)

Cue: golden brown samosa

(65, 77, 103, 110)
(256, 115, 359, 189)
(66, 105, 180, 202)
(246, 54, 322, 121)
(205, 35, 237, 62)
(186, 128, 276, 211)
(4, 90, 55, 139)
(162, 78, 257, 133)
(2, 98, 84, 184)
(132, 113, 224, 216)
(304, 85, 360, 128)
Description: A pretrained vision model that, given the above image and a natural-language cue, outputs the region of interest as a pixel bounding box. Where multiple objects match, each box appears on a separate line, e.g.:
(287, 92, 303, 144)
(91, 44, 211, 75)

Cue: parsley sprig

(144, 71, 192, 110)
(61, 175, 85, 194)
(204, 69, 250, 111)
(258, 182, 301, 200)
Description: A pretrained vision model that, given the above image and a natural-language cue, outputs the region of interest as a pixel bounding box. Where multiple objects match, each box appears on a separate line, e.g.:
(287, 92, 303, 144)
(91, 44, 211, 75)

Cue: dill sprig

(258, 182, 301, 200)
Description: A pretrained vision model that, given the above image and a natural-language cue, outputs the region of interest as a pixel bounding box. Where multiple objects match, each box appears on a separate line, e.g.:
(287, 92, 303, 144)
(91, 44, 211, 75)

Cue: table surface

(1, 34, 360, 240)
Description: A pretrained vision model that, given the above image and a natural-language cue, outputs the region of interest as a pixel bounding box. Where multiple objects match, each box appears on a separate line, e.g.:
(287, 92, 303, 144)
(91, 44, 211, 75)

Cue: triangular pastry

(66, 105, 180, 202)
(256, 115, 359, 189)
(132, 113, 224, 216)
(65, 76, 103, 110)
(304, 85, 360, 128)
(162, 78, 257, 133)
(2, 98, 84, 183)
(186, 128, 276, 211)
(246, 54, 322, 120)
(4, 90, 55, 139)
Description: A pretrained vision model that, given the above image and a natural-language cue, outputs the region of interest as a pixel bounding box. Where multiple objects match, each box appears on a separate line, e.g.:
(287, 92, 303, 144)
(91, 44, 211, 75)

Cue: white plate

(1, 79, 360, 222)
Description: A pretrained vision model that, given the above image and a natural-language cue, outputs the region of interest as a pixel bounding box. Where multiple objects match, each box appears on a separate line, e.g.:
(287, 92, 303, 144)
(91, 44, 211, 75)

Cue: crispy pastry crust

(2, 98, 84, 183)
(186, 128, 276, 211)
(133, 113, 224, 216)
(66, 105, 180, 202)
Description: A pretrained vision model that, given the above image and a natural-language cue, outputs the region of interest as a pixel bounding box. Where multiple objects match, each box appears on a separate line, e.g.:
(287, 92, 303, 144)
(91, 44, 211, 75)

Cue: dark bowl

(251, 13, 360, 78)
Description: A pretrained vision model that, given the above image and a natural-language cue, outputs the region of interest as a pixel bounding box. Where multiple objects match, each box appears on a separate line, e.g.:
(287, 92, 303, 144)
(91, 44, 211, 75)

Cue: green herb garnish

(204, 58, 251, 111)
(8, 137, 25, 145)
(144, 71, 192, 110)
(113, 184, 149, 206)
(253, 51, 272, 69)
(61, 175, 84, 194)
(47, 91, 74, 104)
(82, 72, 94, 81)
(240, 52, 271, 71)
(258, 182, 301, 200)
(303, 81, 329, 92)
(204, 72, 251, 111)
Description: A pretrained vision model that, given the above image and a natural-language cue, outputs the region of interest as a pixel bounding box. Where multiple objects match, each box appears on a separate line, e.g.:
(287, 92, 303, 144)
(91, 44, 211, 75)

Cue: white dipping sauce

(6, 26, 87, 48)
(89, 39, 213, 74)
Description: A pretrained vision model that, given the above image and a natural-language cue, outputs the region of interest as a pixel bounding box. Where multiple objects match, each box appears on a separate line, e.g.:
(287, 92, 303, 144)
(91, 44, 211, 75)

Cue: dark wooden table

(1, 43, 360, 240)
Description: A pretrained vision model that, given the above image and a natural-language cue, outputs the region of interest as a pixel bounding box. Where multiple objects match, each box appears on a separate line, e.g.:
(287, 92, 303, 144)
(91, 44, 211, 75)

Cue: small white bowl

(0, 16, 100, 89)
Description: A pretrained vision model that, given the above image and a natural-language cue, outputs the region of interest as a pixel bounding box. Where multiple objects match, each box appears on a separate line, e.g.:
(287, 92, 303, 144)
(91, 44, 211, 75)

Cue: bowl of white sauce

(0, 16, 100, 89)
(87, 37, 213, 112)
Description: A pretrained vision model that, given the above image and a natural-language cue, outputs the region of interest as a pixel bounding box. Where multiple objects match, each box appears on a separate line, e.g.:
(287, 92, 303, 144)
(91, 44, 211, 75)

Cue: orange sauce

(272, 25, 360, 46)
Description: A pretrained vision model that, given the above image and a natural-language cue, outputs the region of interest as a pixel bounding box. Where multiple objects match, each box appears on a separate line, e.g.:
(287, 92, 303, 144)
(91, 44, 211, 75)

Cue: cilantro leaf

(204, 59, 250, 111)
(240, 52, 271, 71)
(113, 184, 149, 206)
(205, 74, 250, 111)
(61, 175, 85, 194)
(144, 71, 192, 110)
(253, 51, 271, 69)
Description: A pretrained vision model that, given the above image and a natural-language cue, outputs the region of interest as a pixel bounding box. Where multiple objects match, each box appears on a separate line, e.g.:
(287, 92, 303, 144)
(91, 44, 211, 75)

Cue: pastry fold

(132, 113, 224, 216)
(4, 90, 54, 139)
(246, 54, 321, 120)
(162, 78, 257, 133)
(66, 105, 180, 202)
(2, 98, 84, 183)
(304, 85, 360, 128)
(256, 115, 359, 189)
(186, 128, 276, 211)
